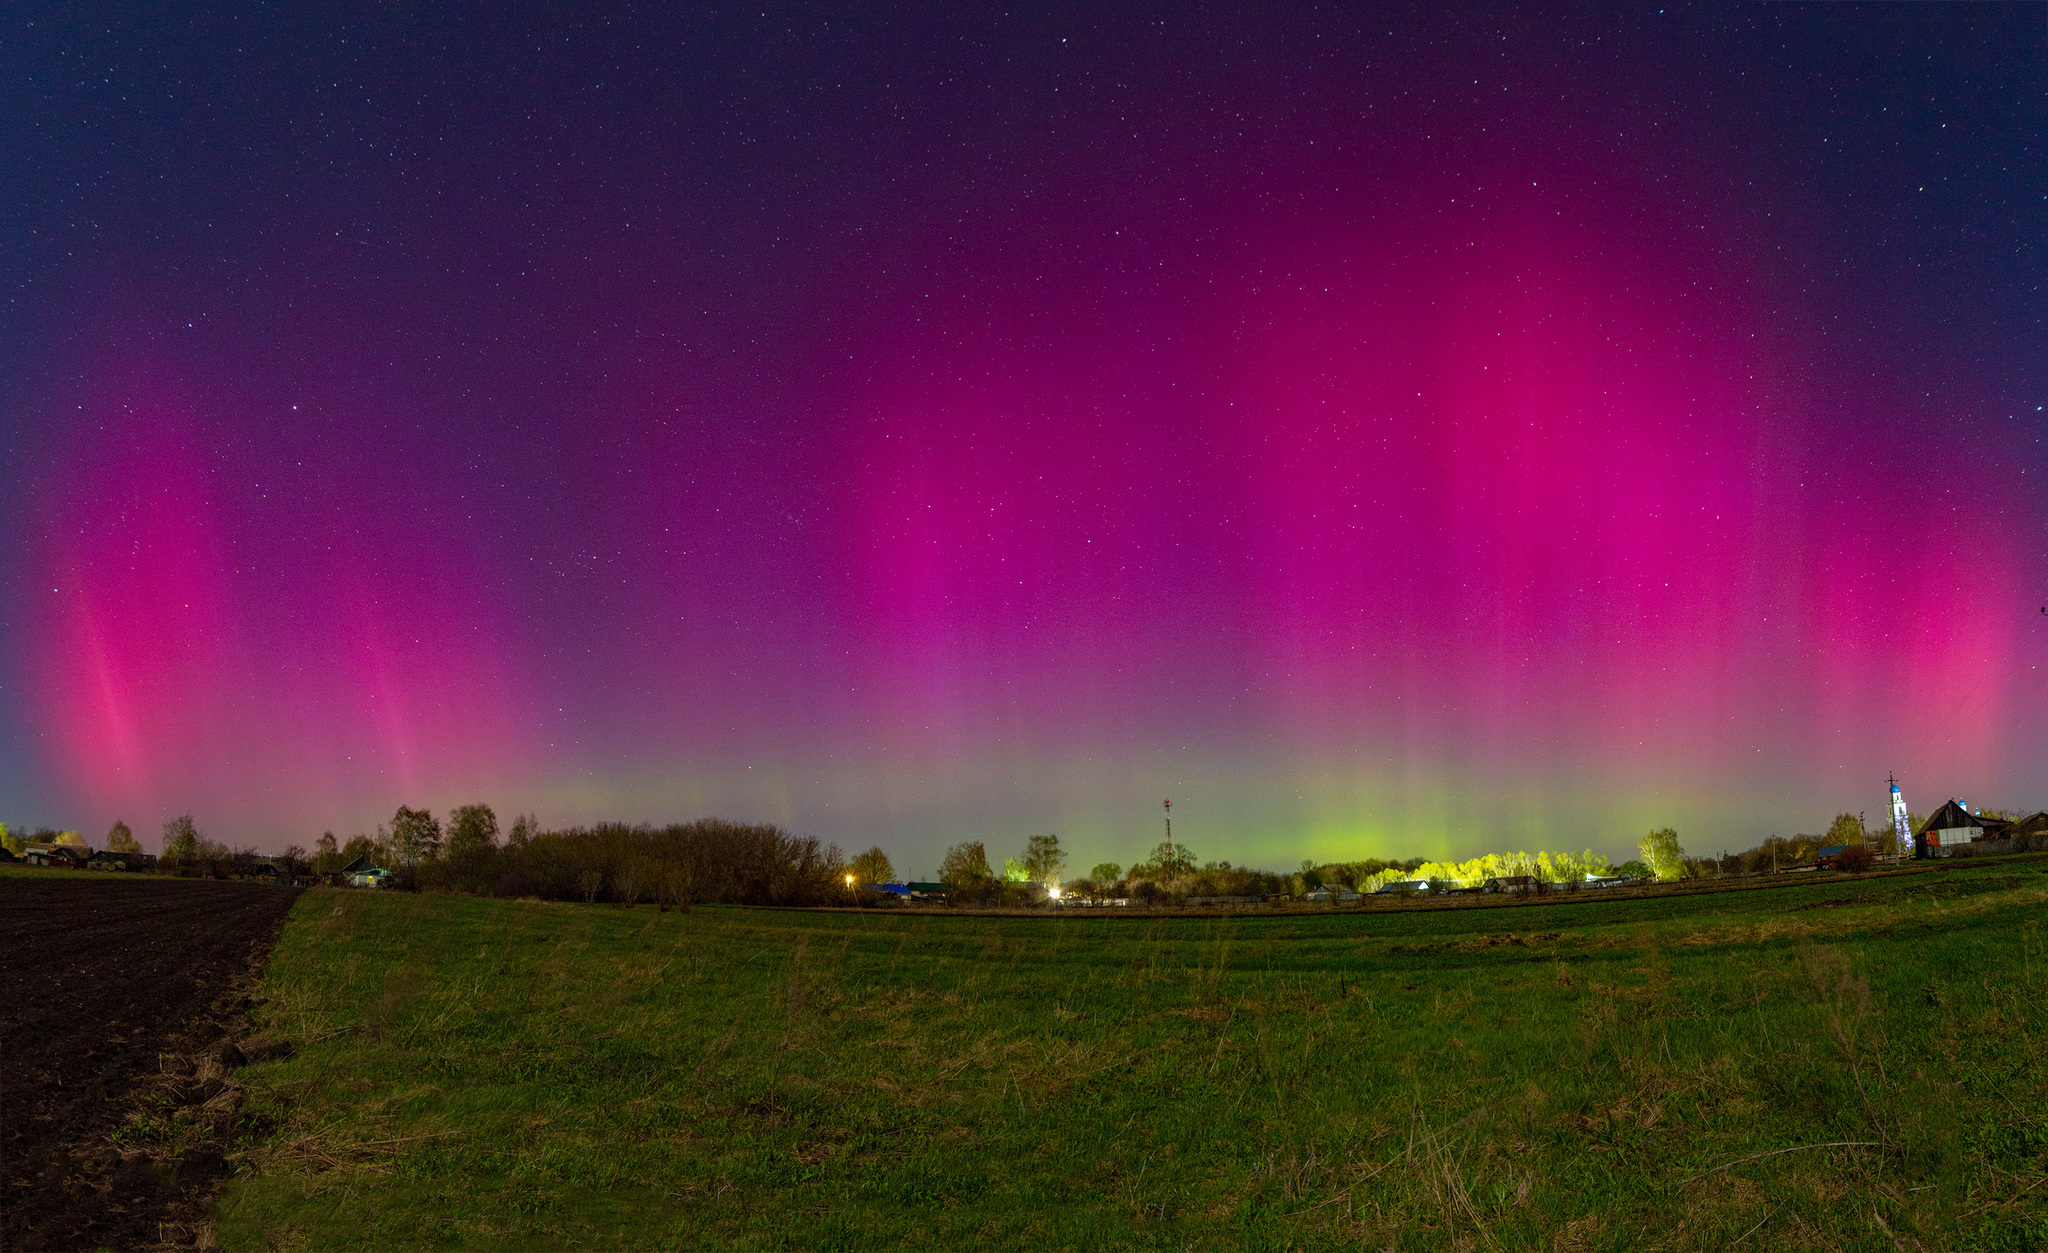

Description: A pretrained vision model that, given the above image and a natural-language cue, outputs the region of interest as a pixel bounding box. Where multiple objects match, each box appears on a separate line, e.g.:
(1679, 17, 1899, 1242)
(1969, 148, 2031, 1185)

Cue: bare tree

(654, 859, 694, 913)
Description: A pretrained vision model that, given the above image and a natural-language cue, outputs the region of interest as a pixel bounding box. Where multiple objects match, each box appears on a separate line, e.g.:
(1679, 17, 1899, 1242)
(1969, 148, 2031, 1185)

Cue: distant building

(2006, 812, 2048, 841)
(24, 845, 88, 868)
(1373, 879, 1434, 895)
(336, 854, 391, 887)
(87, 850, 154, 871)
(1918, 800, 2003, 858)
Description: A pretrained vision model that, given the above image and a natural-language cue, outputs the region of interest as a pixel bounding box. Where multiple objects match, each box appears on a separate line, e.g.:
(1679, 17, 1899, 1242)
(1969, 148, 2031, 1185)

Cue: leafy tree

(1614, 859, 1651, 879)
(1824, 812, 1865, 847)
(937, 840, 992, 889)
(280, 844, 310, 878)
(1021, 834, 1066, 888)
(390, 806, 443, 865)
(1834, 845, 1876, 873)
(0, 824, 19, 857)
(105, 821, 142, 854)
(1001, 857, 1031, 883)
(1090, 862, 1122, 883)
(447, 804, 500, 861)
(314, 831, 340, 871)
(1146, 840, 1197, 879)
(53, 831, 86, 847)
(340, 834, 380, 866)
(848, 846, 894, 884)
(1638, 828, 1687, 882)
(163, 814, 201, 864)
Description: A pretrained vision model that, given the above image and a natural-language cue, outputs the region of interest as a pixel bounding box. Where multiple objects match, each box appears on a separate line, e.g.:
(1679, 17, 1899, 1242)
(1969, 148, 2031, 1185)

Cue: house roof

(1921, 800, 1983, 834)
(339, 854, 377, 874)
(1908, 798, 2007, 835)
(2006, 812, 2048, 838)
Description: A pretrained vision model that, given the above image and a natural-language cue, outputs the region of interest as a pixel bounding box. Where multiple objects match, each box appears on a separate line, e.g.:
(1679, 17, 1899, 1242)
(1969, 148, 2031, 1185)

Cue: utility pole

(1163, 798, 1172, 849)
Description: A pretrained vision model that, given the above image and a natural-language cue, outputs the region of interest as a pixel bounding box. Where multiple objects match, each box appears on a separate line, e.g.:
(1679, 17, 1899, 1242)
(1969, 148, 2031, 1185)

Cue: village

(7, 793, 2041, 904)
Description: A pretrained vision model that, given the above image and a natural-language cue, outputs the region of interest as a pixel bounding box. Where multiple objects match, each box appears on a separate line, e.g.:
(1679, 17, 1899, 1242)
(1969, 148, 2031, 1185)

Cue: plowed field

(0, 875, 302, 1251)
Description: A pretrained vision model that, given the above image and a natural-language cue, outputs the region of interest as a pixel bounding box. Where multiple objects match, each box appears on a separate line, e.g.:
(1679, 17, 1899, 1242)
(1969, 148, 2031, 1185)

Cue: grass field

(0, 862, 117, 881)
(210, 858, 2048, 1250)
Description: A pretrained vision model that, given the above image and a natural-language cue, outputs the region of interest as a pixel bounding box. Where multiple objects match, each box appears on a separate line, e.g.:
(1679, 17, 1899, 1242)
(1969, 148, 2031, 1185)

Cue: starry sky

(3, 3, 2043, 870)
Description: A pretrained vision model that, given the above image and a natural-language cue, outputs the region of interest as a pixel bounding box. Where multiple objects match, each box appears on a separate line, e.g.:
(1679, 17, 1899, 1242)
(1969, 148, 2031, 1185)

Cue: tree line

(308, 806, 853, 908)
(14, 796, 2024, 904)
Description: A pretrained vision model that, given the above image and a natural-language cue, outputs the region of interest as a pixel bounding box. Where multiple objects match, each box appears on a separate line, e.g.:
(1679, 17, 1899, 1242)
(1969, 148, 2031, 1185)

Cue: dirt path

(0, 876, 303, 1251)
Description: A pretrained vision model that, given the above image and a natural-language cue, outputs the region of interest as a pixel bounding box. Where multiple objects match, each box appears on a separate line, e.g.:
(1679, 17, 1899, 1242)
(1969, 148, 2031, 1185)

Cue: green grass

(215, 859, 2048, 1251)
(0, 861, 116, 880)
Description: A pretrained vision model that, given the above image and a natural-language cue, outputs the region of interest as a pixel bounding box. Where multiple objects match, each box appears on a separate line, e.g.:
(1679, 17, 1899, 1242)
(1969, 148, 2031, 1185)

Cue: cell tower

(1889, 773, 1912, 856)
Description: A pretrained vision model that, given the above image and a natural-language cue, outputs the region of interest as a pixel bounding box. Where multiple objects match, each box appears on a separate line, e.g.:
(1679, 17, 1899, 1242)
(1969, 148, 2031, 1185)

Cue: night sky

(3, 3, 2043, 870)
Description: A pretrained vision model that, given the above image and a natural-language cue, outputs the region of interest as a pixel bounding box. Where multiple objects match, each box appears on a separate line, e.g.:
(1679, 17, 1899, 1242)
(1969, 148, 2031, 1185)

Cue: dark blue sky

(3, 3, 2042, 866)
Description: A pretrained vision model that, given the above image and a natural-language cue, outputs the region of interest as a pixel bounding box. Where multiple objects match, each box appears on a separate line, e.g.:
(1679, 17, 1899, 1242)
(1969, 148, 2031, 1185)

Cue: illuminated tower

(1889, 774, 1911, 857)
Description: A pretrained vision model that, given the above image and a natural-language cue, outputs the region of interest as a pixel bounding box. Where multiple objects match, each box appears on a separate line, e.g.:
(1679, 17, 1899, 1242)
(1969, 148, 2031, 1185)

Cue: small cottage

(1918, 800, 2002, 858)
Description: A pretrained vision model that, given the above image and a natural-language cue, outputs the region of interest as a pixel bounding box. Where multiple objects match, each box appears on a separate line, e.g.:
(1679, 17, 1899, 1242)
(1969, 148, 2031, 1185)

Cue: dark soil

(0, 876, 302, 1251)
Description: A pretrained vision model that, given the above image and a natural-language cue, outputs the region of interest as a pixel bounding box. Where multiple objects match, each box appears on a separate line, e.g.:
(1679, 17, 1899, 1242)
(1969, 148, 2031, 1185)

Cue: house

(1301, 887, 1334, 902)
(24, 845, 88, 868)
(336, 854, 391, 887)
(903, 881, 947, 900)
(1918, 800, 2003, 858)
(2006, 812, 2048, 841)
(88, 850, 139, 871)
(1483, 876, 1537, 894)
(1373, 879, 1432, 895)
(861, 882, 912, 898)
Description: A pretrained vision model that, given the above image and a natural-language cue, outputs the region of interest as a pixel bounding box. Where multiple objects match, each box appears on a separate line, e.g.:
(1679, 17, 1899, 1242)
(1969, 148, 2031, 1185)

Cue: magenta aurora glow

(3, 6, 2042, 872)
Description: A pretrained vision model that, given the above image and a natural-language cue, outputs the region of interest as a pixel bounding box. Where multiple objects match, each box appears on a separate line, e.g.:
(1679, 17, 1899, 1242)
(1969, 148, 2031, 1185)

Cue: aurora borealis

(3, 5, 2042, 871)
